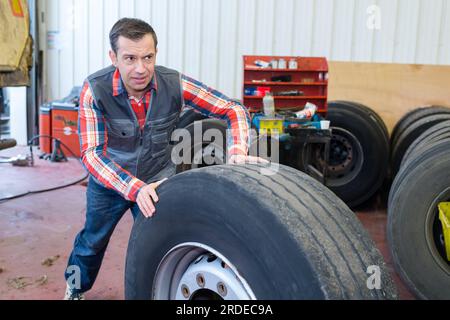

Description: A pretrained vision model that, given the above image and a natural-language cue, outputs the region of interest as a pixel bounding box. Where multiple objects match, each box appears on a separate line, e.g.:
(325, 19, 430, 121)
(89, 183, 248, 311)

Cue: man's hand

(228, 155, 269, 165)
(136, 178, 168, 218)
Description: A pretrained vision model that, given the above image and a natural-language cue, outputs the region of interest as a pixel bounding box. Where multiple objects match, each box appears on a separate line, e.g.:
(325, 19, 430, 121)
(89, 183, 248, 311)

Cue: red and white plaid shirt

(78, 68, 250, 201)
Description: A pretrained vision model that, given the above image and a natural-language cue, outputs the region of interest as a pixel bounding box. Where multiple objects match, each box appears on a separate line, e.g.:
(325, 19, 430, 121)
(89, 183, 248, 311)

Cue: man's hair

(109, 18, 158, 53)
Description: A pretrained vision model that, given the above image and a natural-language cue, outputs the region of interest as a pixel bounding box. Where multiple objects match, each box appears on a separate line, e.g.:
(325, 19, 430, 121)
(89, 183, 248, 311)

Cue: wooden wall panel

(328, 61, 450, 133)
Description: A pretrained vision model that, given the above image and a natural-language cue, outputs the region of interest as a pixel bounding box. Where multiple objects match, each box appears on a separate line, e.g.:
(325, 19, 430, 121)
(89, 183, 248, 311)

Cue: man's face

(109, 34, 157, 96)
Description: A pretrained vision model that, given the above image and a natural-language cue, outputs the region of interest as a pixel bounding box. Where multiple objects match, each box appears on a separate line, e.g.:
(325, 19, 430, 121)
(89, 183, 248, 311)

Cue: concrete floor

(0, 146, 415, 300)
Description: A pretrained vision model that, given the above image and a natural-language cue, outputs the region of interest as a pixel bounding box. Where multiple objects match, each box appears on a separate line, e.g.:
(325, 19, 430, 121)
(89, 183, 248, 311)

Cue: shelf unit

(242, 55, 329, 115)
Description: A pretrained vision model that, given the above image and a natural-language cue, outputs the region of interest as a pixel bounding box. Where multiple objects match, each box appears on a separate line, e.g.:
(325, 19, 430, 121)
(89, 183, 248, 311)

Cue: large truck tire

(390, 105, 450, 150)
(125, 164, 397, 300)
(317, 101, 389, 208)
(388, 140, 450, 299)
(391, 113, 450, 175)
(332, 100, 389, 142)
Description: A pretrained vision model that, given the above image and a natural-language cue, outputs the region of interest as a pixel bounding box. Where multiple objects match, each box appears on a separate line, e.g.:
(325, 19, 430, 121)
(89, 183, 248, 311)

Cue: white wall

(8, 87, 28, 145)
(39, 0, 450, 101)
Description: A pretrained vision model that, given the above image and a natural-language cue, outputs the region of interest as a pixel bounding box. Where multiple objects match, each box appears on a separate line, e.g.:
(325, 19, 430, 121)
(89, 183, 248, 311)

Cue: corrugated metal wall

(39, 0, 450, 101)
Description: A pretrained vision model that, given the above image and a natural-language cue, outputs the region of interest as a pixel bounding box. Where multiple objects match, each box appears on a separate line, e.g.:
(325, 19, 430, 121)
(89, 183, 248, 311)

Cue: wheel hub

(328, 134, 353, 170)
(153, 243, 256, 300)
(312, 127, 364, 187)
(426, 190, 450, 272)
(175, 254, 248, 300)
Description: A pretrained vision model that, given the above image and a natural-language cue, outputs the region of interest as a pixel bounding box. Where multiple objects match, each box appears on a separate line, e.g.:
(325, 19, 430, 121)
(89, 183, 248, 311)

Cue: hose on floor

(0, 135, 88, 203)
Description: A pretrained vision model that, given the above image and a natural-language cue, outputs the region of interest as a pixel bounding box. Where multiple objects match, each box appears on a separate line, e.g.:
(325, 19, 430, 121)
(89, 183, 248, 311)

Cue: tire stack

(390, 106, 450, 176)
(388, 106, 450, 299)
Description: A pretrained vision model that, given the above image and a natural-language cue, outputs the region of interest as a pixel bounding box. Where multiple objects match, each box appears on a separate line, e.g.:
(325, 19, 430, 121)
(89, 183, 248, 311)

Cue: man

(64, 18, 263, 300)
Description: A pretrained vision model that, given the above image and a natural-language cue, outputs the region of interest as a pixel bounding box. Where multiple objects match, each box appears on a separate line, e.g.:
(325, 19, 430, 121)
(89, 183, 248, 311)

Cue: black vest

(86, 65, 182, 183)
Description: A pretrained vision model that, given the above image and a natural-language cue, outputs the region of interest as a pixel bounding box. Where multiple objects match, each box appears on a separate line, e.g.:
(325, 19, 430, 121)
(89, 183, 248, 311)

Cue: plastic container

(256, 86, 271, 97)
(295, 102, 317, 119)
(289, 58, 298, 69)
(244, 87, 257, 96)
(263, 92, 275, 117)
(259, 118, 283, 135)
(438, 202, 450, 261)
(320, 120, 331, 130)
(271, 59, 278, 69)
(319, 72, 324, 81)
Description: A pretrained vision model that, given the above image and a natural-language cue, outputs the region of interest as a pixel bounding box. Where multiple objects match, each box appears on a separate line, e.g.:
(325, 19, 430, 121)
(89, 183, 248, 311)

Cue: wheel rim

(425, 188, 450, 274)
(314, 127, 364, 187)
(153, 243, 256, 300)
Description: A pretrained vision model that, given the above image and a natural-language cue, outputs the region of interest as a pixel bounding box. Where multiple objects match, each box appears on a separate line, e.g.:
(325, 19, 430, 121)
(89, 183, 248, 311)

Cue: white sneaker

(64, 284, 85, 300)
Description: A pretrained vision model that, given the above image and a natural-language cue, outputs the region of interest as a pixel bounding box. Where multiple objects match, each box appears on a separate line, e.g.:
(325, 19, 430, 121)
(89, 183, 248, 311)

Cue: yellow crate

(438, 202, 450, 261)
(259, 118, 284, 135)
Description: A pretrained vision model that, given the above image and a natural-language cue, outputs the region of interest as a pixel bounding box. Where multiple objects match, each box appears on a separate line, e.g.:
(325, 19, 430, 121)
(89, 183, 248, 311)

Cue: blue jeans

(65, 177, 142, 293)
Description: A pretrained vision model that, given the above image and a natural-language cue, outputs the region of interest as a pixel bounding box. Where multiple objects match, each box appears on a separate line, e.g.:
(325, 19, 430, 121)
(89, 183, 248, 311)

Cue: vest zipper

(125, 97, 142, 177)
(135, 90, 155, 178)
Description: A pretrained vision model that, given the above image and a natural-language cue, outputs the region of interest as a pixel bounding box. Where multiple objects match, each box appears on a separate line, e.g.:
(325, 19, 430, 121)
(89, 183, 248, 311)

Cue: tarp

(0, 0, 32, 86)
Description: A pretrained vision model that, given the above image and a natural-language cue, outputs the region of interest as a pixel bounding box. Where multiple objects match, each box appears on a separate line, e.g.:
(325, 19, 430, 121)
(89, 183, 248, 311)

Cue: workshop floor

(0, 147, 415, 300)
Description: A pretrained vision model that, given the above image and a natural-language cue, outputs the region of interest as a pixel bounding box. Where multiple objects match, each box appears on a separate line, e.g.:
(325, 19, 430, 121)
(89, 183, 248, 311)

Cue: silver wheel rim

(153, 242, 256, 300)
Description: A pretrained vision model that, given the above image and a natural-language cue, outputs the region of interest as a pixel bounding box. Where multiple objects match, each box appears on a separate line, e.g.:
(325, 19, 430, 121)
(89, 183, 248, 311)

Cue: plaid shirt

(78, 68, 251, 202)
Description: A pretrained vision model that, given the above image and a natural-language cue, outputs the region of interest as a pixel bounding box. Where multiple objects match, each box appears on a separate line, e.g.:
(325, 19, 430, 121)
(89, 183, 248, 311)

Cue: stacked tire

(390, 106, 450, 176)
(388, 106, 450, 299)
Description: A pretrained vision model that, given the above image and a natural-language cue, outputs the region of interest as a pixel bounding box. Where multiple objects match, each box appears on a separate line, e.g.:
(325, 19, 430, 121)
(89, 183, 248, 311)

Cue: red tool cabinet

(242, 55, 328, 116)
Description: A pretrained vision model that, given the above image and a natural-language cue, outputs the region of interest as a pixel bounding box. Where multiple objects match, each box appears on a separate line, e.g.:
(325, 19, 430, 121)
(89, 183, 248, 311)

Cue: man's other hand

(228, 155, 269, 165)
(136, 178, 168, 218)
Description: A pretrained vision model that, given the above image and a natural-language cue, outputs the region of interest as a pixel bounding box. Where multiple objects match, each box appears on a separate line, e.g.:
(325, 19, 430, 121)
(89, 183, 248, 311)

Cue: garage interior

(1, 0, 450, 300)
